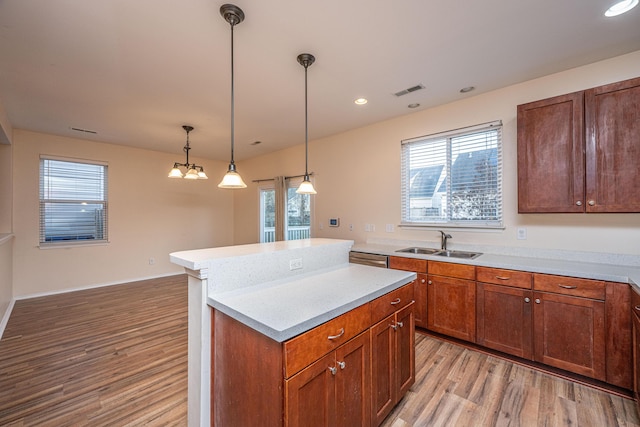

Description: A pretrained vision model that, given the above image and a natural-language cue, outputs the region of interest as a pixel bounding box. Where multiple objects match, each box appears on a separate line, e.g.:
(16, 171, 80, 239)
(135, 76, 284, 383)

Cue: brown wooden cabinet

(389, 256, 427, 328)
(371, 302, 415, 426)
(476, 267, 533, 359)
(631, 287, 640, 411)
(427, 261, 476, 342)
(286, 331, 371, 427)
(532, 274, 606, 380)
(517, 76, 640, 213)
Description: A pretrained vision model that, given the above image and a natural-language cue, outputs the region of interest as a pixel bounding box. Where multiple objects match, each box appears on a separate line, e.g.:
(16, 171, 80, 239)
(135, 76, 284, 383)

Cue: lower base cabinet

(631, 287, 640, 412)
(286, 331, 371, 427)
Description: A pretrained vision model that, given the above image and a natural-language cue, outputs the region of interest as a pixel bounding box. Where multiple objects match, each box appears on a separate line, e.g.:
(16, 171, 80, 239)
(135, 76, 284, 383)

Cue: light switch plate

(517, 227, 527, 240)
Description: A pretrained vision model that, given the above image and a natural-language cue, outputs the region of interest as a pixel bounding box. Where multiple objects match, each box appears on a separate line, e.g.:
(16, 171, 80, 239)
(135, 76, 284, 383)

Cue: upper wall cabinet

(517, 76, 640, 213)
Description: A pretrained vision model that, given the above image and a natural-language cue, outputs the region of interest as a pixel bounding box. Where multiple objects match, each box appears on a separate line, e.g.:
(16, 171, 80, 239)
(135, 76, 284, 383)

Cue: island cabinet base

(211, 281, 416, 427)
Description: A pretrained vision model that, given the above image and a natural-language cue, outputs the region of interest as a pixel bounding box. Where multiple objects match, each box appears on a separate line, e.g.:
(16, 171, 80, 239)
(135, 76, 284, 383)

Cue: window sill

(39, 240, 109, 249)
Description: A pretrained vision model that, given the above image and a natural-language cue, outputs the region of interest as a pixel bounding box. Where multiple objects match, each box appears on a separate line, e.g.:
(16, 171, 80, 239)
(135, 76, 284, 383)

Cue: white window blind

(39, 157, 108, 245)
(401, 121, 503, 228)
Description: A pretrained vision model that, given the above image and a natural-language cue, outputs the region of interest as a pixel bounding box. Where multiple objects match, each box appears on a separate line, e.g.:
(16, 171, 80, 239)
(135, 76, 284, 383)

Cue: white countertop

(351, 242, 640, 289)
(207, 263, 416, 342)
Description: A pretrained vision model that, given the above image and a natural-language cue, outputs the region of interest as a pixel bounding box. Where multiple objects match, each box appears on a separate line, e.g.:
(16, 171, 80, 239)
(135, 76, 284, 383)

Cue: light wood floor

(0, 275, 188, 426)
(1, 276, 638, 426)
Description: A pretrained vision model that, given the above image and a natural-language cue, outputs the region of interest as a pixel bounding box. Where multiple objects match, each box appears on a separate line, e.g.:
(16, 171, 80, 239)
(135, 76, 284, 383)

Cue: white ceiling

(1, 0, 639, 161)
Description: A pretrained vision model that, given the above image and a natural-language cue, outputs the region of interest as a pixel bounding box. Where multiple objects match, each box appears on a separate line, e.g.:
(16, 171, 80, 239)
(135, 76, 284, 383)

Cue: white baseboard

(0, 298, 16, 341)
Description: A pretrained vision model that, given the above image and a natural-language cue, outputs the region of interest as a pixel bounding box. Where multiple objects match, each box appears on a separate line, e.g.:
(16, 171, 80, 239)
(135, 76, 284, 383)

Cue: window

(260, 177, 312, 242)
(401, 121, 503, 228)
(39, 157, 108, 246)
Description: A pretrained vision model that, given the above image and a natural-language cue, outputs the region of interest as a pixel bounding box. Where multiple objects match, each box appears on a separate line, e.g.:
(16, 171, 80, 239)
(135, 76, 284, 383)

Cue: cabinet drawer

(477, 267, 532, 289)
(533, 273, 605, 300)
(370, 283, 415, 324)
(389, 256, 427, 273)
(428, 260, 475, 280)
(284, 303, 371, 378)
(632, 287, 640, 320)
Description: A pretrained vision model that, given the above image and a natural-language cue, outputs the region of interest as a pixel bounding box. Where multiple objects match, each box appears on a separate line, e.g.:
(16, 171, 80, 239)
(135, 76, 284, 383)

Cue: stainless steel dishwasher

(348, 251, 388, 268)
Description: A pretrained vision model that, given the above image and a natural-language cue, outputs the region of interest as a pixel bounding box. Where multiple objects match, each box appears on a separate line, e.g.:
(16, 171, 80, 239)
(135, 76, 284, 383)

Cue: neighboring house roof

(410, 165, 444, 198)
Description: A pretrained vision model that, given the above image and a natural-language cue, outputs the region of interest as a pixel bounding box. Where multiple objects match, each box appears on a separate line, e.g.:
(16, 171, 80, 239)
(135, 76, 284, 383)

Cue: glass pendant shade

(197, 170, 209, 179)
(168, 167, 184, 178)
(185, 168, 200, 179)
(296, 176, 316, 194)
(218, 165, 247, 188)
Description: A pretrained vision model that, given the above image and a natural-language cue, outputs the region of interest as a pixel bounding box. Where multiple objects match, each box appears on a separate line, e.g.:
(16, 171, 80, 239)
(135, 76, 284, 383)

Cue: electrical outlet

(386, 224, 394, 233)
(517, 227, 527, 240)
(149, 257, 155, 265)
(289, 258, 303, 270)
(349, 224, 353, 231)
(364, 224, 371, 232)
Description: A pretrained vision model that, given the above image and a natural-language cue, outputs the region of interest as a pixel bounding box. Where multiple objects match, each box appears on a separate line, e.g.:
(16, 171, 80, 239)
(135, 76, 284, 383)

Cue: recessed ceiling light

(459, 86, 475, 93)
(354, 98, 368, 105)
(605, 0, 638, 16)
(250, 140, 262, 146)
(408, 103, 420, 109)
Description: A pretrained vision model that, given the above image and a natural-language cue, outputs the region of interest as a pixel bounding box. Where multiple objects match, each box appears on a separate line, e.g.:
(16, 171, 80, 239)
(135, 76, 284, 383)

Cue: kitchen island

(170, 238, 416, 426)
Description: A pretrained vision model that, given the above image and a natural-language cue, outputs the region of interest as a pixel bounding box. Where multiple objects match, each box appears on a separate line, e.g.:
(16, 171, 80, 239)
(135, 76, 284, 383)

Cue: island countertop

(208, 263, 416, 342)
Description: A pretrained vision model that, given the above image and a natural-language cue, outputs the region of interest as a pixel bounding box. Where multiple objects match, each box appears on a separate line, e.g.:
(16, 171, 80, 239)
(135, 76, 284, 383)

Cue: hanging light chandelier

(296, 53, 317, 194)
(168, 125, 208, 179)
(218, 4, 247, 189)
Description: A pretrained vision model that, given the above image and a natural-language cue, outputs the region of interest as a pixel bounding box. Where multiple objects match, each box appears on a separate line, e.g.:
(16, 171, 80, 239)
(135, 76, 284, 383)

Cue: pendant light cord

(304, 63, 309, 177)
(230, 21, 236, 167)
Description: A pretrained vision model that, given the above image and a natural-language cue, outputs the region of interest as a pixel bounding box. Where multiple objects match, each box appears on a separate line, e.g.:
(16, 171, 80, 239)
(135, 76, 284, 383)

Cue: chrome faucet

(439, 231, 452, 251)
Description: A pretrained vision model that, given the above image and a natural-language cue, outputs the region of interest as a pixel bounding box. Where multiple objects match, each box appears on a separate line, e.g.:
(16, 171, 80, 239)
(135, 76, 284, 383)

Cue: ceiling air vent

(70, 127, 97, 134)
(394, 84, 425, 97)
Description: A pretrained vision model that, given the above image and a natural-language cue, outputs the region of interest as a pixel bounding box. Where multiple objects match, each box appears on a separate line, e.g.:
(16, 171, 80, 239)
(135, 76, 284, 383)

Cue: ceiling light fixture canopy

(168, 125, 208, 179)
(296, 53, 317, 195)
(605, 0, 638, 16)
(218, 4, 247, 189)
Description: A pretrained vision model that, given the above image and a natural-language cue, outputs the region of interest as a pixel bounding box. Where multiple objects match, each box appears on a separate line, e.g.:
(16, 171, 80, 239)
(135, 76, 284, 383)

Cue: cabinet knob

(588, 200, 595, 206)
(421, 278, 426, 284)
(535, 298, 541, 304)
(337, 361, 346, 370)
(428, 280, 432, 285)
(328, 366, 337, 375)
(524, 297, 530, 303)
(576, 201, 582, 206)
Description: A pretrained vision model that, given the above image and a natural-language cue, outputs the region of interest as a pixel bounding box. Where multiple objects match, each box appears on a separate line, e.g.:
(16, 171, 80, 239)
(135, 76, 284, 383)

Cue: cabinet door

(585, 76, 640, 212)
(633, 313, 640, 403)
(370, 313, 395, 426)
(517, 91, 585, 212)
(533, 292, 606, 380)
(285, 352, 336, 427)
(477, 283, 533, 359)
(335, 331, 371, 427)
(414, 273, 427, 329)
(427, 275, 476, 342)
(395, 302, 415, 398)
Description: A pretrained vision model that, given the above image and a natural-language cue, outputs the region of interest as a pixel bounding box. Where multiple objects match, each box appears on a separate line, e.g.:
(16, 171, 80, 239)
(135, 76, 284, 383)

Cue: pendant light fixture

(218, 4, 247, 189)
(168, 125, 208, 179)
(296, 53, 317, 195)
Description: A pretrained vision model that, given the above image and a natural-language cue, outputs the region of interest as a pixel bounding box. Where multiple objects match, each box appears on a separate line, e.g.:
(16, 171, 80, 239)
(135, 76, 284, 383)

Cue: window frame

(258, 176, 313, 243)
(39, 155, 109, 248)
(400, 121, 503, 229)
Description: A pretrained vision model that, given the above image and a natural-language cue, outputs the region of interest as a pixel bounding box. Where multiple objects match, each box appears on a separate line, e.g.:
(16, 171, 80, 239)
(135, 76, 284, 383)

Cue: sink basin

(434, 250, 482, 259)
(395, 247, 440, 255)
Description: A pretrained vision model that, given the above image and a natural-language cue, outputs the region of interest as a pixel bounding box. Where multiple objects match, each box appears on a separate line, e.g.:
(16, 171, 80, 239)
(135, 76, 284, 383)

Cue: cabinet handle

(588, 200, 595, 206)
(397, 321, 404, 328)
(535, 298, 541, 304)
(495, 276, 510, 281)
(635, 305, 640, 312)
(524, 297, 530, 303)
(390, 298, 401, 305)
(337, 361, 346, 370)
(327, 328, 345, 340)
(576, 201, 582, 206)
(558, 285, 577, 289)
(328, 366, 337, 375)
(390, 323, 398, 331)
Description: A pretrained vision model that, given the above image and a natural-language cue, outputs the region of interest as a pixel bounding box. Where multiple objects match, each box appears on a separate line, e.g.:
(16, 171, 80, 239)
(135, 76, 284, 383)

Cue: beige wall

(234, 50, 640, 256)
(12, 130, 235, 297)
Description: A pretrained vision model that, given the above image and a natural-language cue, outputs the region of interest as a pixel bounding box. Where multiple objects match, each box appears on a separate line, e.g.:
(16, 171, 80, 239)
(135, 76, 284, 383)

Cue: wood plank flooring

(381, 332, 640, 427)
(1, 275, 638, 426)
(0, 275, 188, 426)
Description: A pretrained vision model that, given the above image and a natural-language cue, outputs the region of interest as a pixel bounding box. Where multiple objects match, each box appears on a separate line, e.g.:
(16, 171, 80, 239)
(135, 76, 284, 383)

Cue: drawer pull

(327, 328, 345, 340)
(635, 305, 640, 312)
(390, 323, 398, 331)
(495, 276, 511, 280)
(535, 298, 541, 304)
(397, 321, 404, 328)
(328, 366, 337, 375)
(524, 297, 530, 303)
(390, 298, 401, 305)
(558, 285, 577, 289)
(337, 361, 346, 370)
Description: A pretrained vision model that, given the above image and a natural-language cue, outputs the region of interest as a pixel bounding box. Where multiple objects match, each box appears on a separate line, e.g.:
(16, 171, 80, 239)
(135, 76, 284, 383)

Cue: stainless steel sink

(395, 247, 482, 259)
(434, 250, 482, 259)
(395, 247, 440, 255)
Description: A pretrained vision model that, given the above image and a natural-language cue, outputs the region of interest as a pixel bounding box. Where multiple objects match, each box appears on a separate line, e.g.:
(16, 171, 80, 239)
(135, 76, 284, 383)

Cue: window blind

(401, 121, 503, 228)
(39, 157, 108, 245)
